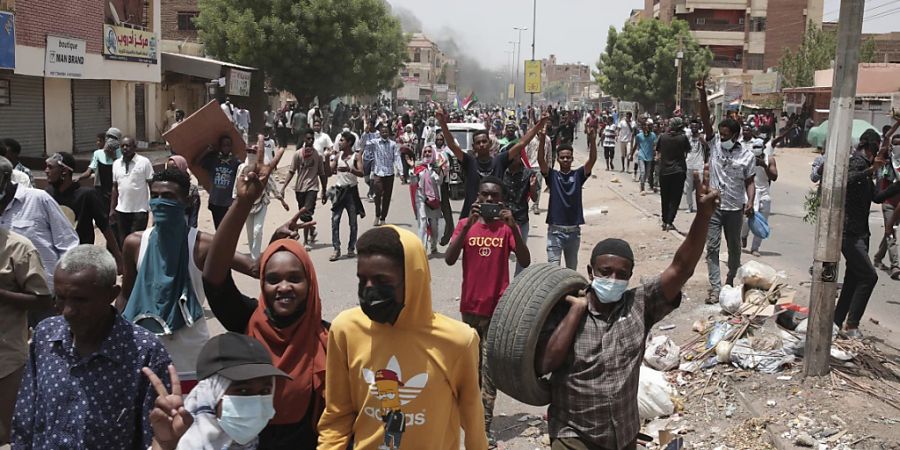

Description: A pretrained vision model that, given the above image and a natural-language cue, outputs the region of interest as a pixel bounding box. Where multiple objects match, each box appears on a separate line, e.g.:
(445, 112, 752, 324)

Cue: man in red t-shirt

(445, 175, 530, 445)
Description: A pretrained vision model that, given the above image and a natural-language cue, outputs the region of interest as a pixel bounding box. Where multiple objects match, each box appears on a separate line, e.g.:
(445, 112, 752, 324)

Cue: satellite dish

(108, 1, 122, 25)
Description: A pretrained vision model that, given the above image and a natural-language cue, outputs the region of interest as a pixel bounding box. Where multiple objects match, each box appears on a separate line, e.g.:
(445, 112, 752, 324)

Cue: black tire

(485, 263, 588, 406)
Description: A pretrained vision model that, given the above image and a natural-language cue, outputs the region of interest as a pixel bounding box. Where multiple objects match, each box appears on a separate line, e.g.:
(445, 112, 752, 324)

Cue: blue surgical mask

(721, 139, 736, 151)
(591, 277, 630, 304)
(218, 394, 275, 445)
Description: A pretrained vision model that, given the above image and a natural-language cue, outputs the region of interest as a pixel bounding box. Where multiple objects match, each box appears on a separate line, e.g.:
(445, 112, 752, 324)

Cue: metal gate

(72, 79, 111, 154)
(0, 75, 45, 158)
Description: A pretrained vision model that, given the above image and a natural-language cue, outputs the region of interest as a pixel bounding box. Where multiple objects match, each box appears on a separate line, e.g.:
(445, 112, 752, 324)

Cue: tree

(594, 19, 711, 111)
(777, 22, 878, 89)
(196, 0, 408, 104)
(543, 81, 568, 104)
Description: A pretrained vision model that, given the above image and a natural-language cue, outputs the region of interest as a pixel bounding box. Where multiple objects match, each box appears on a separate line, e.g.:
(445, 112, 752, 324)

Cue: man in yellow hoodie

(318, 226, 488, 450)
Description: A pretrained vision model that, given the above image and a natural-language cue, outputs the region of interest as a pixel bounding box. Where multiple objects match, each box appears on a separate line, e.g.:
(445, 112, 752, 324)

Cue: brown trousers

(0, 365, 25, 444)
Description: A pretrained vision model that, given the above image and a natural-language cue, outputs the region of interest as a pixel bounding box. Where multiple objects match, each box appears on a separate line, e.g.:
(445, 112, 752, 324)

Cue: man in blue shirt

(538, 123, 598, 270)
(363, 123, 401, 226)
(631, 123, 657, 194)
(13, 245, 171, 449)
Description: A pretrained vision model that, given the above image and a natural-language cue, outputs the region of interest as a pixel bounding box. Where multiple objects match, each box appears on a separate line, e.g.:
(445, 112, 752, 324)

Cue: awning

(161, 52, 256, 80)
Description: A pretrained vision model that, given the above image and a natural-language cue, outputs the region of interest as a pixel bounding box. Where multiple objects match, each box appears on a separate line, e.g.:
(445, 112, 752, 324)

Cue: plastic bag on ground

(730, 338, 795, 373)
(644, 335, 681, 371)
(719, 284, 743, 314)
(780, 318, 849, 359)
(638, 366, 676, 420)
(736, 261, 782, 291)
(707, 321, 734, 349)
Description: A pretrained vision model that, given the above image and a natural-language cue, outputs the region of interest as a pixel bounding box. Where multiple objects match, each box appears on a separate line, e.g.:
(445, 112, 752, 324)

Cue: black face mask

(359, 284, 404, 325)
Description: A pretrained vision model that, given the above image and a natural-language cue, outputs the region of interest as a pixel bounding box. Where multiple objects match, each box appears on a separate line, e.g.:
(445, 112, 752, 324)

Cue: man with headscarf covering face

(534, 172, 719, 450)
(201, 145, 327, 449)
(164, 155, 201, 228)
(117, 168, 258, 386)
(141, 332, 291, 450)
(318, 226, 488, 450)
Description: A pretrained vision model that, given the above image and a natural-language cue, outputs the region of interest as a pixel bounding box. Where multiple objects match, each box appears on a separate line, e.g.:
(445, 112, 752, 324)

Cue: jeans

(603, 146, 615, 169)
(660, 172, 686, 225)
(462, 313, 496, 433)
(639, 160, 656, 191)
(245, 203, 267, 261)
(683, 168, 703, 211)
(835, 234, 878, 328)
(874, 203, 899, 268)
(374, 175, 395, 221)
(547, 225, 581, 270)
(741, 198, 772, 253)
(208, 204, 229, 229)
(706, 209, 744, 291)
(331, 193, 358, 252)
(514, 221, 529, 275)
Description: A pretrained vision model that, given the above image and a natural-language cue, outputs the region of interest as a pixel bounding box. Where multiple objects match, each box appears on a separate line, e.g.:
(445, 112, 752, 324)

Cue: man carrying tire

(445, 176, 531, 447)
(534, 172, 719, 450)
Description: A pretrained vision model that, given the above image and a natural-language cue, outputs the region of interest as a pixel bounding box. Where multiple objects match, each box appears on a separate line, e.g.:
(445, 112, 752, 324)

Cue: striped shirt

(0, 186, 79, 290)
(542, 277, 680, 449)
(364, 136, 401, 177)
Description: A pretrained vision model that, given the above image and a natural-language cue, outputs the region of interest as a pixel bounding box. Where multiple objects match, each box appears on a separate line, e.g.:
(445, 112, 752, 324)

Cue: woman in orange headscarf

(201, 137, 327, 449)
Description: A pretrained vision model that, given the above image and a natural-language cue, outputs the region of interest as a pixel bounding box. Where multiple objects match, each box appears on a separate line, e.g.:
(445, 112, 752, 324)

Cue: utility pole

(675, 35, 684, 111)
(513, 26, 528, 105)
(804, 0, 866, 377)
(530, 0, 537, 110)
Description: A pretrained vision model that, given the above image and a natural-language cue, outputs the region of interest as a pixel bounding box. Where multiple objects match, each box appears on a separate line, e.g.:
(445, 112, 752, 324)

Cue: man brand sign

(103, 24, 157, 64)
(45, 36, 86, 78)
(226, 68, 251, 97)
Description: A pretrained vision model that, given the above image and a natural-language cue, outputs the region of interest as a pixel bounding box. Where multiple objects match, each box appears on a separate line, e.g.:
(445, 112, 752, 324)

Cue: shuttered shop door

(72, 79, 111, 154)
(0, 75, 45, 158)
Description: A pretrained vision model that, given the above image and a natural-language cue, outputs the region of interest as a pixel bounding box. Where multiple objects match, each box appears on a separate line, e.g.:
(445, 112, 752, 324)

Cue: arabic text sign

(45, 36, 86, 78)
(226, 68, 252, 96)
(524, 60, 542, 94)
(103, 24, 157, 64)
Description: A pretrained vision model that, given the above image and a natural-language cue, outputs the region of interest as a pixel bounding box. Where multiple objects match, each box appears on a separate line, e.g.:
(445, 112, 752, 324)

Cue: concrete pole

(803, 0, 865, 377)
(530, 0, 537, 110)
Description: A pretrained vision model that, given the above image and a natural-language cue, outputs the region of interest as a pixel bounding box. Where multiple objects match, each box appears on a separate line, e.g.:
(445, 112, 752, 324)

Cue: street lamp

(529, 1, 537, 109)
(512, 26, 528, 104)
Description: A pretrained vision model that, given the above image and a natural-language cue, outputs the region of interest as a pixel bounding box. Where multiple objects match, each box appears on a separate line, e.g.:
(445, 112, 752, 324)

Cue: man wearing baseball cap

(142, 332, 291, 450)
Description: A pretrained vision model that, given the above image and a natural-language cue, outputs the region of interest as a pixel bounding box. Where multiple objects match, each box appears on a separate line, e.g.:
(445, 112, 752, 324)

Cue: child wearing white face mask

(142, 332, 291, 450)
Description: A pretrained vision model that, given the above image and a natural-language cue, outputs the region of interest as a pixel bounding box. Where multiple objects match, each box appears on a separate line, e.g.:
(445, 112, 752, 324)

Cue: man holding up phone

(445, 176, 530, 447)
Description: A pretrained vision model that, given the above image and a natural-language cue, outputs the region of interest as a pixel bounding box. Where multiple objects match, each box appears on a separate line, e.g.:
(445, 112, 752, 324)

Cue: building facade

(541, 54, 591, 104)
(0, 0, 162, 157)
(398, 33, 457, 102)
(641, 0, 824, 76)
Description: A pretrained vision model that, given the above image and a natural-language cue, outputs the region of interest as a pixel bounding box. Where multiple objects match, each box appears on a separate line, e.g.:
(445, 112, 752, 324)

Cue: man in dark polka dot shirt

(12, 245, 171, 449)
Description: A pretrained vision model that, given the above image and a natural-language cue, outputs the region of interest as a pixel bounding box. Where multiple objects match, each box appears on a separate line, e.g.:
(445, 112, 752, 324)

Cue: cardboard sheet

(162, 100, 246, 189)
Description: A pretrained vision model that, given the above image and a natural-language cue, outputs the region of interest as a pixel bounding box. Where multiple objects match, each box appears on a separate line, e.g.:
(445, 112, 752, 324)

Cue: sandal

(891, 266, 900, 280)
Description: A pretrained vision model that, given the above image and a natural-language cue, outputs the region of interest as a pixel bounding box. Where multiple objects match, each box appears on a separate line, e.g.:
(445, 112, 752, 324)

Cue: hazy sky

(386, 0, 899, 71)
(386, 0, 634, 71)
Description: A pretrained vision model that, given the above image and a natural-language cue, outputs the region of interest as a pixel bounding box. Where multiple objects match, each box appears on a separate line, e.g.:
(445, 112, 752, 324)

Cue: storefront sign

(751, 72, 780, 95)
(103, 24, 157, 64)
(226, 68, 251, 96)
(0, 12, 14, 70)
(524, 60, 542, 94)
(45, 35, 86, 78)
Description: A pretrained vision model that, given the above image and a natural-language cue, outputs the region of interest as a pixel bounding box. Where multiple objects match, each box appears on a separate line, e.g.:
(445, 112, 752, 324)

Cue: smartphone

(479, 203, 501, 220)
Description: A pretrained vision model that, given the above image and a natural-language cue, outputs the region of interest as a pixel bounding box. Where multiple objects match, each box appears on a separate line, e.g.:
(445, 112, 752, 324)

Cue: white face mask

(892, 145, 900, 171)
(218, 394, 275, 445)
(720, 139, 736, 151)
(751, 146, 764, 157)
(590, 277, 630, 304)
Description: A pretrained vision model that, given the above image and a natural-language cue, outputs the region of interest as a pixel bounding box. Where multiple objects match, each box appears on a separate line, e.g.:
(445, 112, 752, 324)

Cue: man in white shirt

(313, 119, 334, 156)
(526, 122, 554, 215)
(110, 137, 155, 247)
(220, 98, 236, 123)
(616, 111, 634, 175)
(234, 108, 251, 143)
